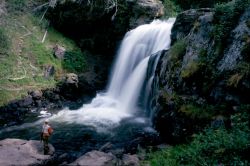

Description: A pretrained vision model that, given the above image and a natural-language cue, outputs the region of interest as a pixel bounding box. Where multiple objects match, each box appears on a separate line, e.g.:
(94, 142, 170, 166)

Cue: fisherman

(41, 119, 53, 155)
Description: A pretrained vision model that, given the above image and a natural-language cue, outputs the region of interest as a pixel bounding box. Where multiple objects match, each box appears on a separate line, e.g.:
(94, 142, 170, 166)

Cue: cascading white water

(48, 19, 175, 130)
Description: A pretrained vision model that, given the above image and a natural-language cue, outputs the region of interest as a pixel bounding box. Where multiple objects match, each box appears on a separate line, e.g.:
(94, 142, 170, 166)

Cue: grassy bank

(0, 0, 86, 106)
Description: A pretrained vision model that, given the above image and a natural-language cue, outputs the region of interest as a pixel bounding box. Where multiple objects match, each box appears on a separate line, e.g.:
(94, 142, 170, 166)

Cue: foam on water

(39, 19, 175, 131)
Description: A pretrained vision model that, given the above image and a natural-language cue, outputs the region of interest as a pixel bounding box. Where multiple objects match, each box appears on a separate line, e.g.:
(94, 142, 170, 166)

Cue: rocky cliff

(47, 0, 164, 54)
(151, 4, 250, 143)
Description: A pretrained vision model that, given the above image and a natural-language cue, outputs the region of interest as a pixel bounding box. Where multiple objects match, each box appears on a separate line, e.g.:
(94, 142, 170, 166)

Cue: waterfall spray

(48, 19, 176, 130)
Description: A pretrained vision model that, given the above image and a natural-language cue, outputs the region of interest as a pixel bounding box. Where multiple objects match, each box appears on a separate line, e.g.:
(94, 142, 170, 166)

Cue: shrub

(160, 0, 180, 17)
(178, 104, 214, 119)
(62, 51, 86, 73)
(148, 112, 250, 165)
(181, 61, 200, 79)
(169, 39, 187, 62)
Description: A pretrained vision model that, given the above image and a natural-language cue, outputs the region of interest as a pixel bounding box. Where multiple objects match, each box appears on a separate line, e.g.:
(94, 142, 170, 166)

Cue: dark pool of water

(0, 110, 159, 161)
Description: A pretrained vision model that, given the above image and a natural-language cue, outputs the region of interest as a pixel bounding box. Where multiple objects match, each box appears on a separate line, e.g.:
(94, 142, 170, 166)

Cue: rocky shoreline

(0, 73, 99, 128)
(0, 138, 143, 166)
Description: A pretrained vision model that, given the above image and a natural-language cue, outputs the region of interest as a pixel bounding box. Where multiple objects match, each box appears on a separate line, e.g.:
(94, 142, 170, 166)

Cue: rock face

(47, 0, 164, 53)
(0, 139, 54, 166)
(151, 7, 250, 143)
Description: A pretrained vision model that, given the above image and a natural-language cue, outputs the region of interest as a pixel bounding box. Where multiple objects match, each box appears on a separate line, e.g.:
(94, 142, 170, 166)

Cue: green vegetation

(0, 28, 10, 54)
(178, 104, 214, 119)
(62, 51, 86, 73)
(147, 110, 250, 165)
(169, 39, 187, 62)
(160, 0, 180, 17)
(181, 61, 199, 79)
(0, 1, 87, 106)
(227, 62, 250, 88)
(213, 0, 250, 43)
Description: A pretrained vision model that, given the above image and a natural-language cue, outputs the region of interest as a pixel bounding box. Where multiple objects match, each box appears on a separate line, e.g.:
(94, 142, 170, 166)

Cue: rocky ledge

(0, 138, 55, 166)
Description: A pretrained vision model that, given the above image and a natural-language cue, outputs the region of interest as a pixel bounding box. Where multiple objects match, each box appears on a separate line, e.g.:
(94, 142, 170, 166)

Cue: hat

(44, 119, 49, 123)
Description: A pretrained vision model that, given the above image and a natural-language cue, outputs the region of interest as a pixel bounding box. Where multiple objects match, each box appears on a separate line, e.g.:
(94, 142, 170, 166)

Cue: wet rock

(129, 0, 164, 28)
(18, 95, 33, 107)
(29, 90, 43, 100)
(218, 7, 250, 71)
(0, 139, 55, 166)
(53, 44, 66, 59)
(65, 73, 79, 85)
(69, 150, 117, 166)
(171, 8, 214, 44)
(122, 154, 140, 166)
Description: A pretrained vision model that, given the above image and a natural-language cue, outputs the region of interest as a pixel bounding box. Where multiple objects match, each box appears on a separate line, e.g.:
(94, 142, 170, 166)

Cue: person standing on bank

(41, 119, 53, 155)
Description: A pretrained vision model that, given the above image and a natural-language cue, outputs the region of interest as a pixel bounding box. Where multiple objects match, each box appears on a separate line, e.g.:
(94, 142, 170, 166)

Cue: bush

(178, 104, 214, 119)
(148, 111, 250, 165)
(62, 51, 86, 73)
(0, 28, 10, 54)
(160, 0, 180, 17)
(169, 39, 187, 62)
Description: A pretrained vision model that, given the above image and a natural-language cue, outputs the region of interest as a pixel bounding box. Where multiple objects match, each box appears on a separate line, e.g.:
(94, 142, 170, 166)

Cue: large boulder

(0, 139, 55, 166)
(69, 150, 117, 166)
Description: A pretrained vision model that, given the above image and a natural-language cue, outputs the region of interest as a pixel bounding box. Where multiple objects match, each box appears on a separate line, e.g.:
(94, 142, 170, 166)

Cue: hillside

(0, 0, 86, 106)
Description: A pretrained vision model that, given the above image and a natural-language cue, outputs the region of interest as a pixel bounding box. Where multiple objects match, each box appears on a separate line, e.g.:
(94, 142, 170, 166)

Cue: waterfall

(48, 19, 175, 130)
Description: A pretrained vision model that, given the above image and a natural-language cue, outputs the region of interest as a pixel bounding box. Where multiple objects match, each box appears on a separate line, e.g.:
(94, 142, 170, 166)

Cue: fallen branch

(29, 63, 39, 71)
(8, 67, 27, 81)
(0, 86, 23, 91)
(41, 29, 48, 43)
(32, 2, 49, 12)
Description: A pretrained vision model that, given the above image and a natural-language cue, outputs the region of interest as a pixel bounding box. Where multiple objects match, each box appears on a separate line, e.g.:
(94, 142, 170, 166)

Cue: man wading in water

(41, 119, 53, 155)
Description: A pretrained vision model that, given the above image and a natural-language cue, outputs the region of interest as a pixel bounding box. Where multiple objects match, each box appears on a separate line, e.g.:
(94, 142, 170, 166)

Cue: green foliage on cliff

(178, 104, 214, 119)
(169, 39, 187, 62)
(160, 0, 180, 17)
(213, 0, 250, 43)
(147, 109, 250, 165)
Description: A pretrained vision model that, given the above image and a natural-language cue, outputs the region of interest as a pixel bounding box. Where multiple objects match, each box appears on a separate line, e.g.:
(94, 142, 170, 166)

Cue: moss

(227, 73, 244, 87)
(161, 0, 180, 17)
(62, 51, 87, 73)
(169, 39, 187, 62)
(213, 0, 250, 43)
(181, 61, 200, 79)
(160, 90, 182, 106)
(193, 20, 200, 32)
(178, 104, 214, 119)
